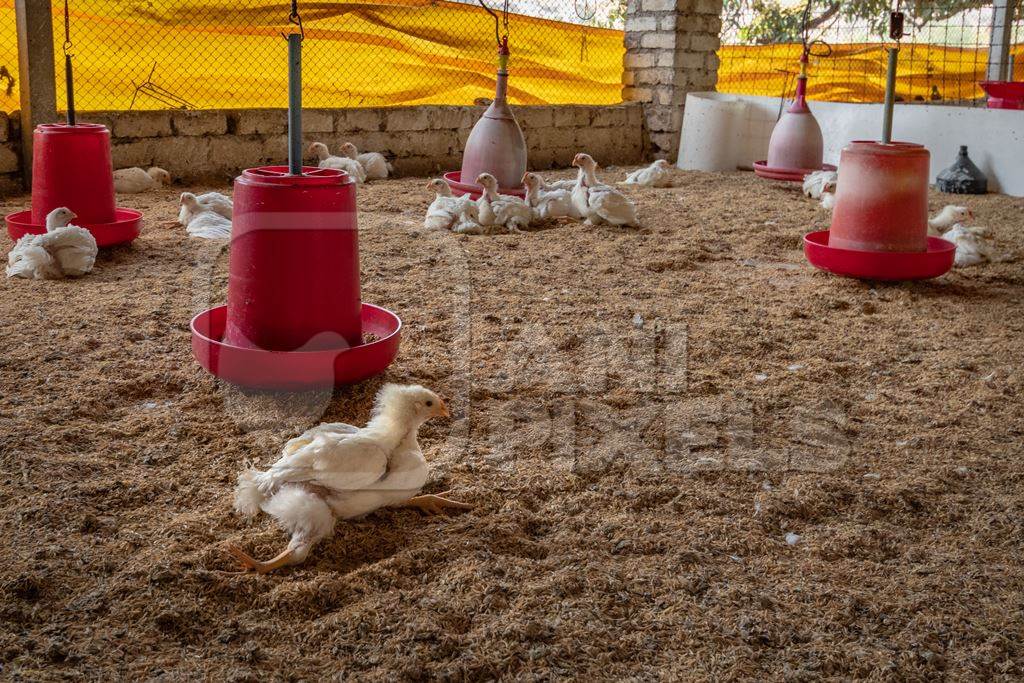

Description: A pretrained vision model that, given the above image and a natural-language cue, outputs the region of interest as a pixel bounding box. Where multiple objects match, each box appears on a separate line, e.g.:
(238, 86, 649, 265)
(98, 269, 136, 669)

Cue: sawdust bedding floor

(1, 168, 1023, 680)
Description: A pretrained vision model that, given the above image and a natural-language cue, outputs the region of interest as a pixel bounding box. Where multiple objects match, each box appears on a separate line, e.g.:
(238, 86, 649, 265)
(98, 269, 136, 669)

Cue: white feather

(802, 170, 838, 199)
(942, 224, 997, 267)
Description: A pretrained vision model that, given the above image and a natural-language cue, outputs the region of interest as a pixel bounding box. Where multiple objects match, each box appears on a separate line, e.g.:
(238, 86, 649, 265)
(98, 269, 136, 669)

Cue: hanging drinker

(754, 46, 834, 181)
(445, 35, 528, 199)
(936, 146, 987, 194)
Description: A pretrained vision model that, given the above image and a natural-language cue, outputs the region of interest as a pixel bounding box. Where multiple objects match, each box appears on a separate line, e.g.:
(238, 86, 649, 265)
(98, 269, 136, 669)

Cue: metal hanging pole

(987, 0, 1017, 82)
(285, 0, 303, 175)
(882, 48, 898, 144)
(882, 10, 904, 144)
(63, 0, 75, 125)
(287, 33, 301, 175)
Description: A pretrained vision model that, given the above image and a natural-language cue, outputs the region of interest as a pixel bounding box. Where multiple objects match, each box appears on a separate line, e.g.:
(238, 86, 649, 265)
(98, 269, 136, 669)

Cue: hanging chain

(501, 0, 509, 43)
(478, 0, 509, 47)
(799, 0, 832, 60)
(62, 0, 72, 55)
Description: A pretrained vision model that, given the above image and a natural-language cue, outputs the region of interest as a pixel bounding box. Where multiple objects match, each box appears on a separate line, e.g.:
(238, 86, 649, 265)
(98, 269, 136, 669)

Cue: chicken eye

(426, 400, 433, 407)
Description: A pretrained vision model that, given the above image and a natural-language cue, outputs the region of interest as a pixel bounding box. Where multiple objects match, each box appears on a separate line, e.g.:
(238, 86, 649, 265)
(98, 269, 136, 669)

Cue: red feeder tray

(753, 161, 836, 183)
(803, 231, 955, 281)
(191, 165, 401, 390)
(979, 81, 1024, 110)
(5, 123, 141, 247)
(6, 208, 142, 247)
(191, 303, 402, 390)
(443, 171, 524, 200)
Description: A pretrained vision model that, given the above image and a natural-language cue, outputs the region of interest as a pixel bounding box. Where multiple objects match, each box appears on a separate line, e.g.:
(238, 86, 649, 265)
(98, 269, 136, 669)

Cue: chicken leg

(226, 543, 299, 574)
(401, 490, 472, 515)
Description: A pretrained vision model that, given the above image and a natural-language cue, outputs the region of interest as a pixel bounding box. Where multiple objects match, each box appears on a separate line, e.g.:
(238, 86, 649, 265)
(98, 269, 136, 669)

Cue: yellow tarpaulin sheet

(0, 0, 624, 113)
(718, 42, 1024, 103)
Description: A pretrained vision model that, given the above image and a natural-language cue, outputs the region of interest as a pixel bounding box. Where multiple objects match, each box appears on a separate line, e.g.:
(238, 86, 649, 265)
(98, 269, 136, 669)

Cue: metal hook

(281, 0, 304, 40)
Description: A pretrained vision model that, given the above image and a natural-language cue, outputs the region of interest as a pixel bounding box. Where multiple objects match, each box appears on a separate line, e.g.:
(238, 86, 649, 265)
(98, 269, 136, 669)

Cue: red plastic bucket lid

(35, 122, 109, 134)
(239, 165, 351, 186)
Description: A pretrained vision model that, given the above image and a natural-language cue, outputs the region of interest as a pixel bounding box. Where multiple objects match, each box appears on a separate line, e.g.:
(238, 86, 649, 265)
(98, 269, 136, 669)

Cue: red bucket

(225, 166, 362, 352)
(829, 141, 930, 254)
(30, 123, 117, 225)
(5, 122, 141, 247)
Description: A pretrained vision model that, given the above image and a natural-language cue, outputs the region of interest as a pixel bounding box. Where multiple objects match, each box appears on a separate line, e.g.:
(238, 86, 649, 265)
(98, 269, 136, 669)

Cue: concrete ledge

(0, 103, 644, 186)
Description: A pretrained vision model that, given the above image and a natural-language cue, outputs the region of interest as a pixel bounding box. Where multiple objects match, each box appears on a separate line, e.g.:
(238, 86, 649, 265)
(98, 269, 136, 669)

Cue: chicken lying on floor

(113, 166, 171, 193)
(802, 169, 838, 200)
(340, 142, 392, 180)
(423, 178, 481, 233)
(928, 205, 973, 236)
(620, 159, 674, 188)
(6, 207, 97, 280)
(309, 142, 367, 183)
(522, 172, 575, 220)
(571, 153, 640, 227)
(228, 384, 470, 574)
(179, 193, 232, 239)
(942, 224, 998, 267)
(177, 191, 232, 226)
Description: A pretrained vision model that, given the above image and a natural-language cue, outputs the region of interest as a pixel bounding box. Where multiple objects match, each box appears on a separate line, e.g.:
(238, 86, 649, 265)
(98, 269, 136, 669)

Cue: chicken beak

(439, 400, 451, 418)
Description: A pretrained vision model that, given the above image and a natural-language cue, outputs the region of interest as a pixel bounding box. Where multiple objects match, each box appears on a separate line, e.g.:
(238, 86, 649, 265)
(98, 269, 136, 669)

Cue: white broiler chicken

(309, 142, 367, 184)
(340, 142, 392, 180)
(522, 172, 575, 220)
(820, 191, 836, 211)
(621, 159, 674, 188)
(180, 192, 232, 239)
(571, 153, 640, 228)
(543, 177, 578, 192)
(803, 169, 838, 199)
(6, 207, 97, 280)
(928, 205, 973, 236)
(452, 202, 485, 234)
(424, 178, 471, 229)
(113, 166, 171, 194)
(475, 173, 533, 233)
(942, 224, 997, 267)
(177, 191, 232, 226)
(228, 384, 469, 574)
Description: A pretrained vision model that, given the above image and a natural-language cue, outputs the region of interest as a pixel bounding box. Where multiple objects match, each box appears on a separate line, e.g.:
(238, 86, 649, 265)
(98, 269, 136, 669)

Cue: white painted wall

(678, 91, 1024, 197)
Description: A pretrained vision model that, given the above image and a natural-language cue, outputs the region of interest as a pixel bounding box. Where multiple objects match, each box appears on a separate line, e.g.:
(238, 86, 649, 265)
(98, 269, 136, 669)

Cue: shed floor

(1, 169, 1023, 679)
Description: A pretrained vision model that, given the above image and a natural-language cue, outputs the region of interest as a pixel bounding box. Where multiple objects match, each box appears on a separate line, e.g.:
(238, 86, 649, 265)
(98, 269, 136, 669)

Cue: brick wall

(0, 112, 21, 195)
(622, 0, 723, 159)
(0, 103, 644, 193)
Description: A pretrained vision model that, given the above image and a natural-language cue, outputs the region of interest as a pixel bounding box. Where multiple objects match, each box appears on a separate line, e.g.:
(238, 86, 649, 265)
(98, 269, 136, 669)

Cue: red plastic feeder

(4, 123, 141, 247)
(444, 38, 527, 199)
(805, 141, 955, 280)
(979, 81, 1024, 110)
(190, 166, 401, 390)
(803, 232, 955, 281)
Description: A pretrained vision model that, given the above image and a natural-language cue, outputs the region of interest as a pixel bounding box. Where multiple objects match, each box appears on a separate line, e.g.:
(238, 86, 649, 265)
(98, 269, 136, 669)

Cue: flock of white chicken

(424, 154, 674, 235)
(802, 168, 1000, 267)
